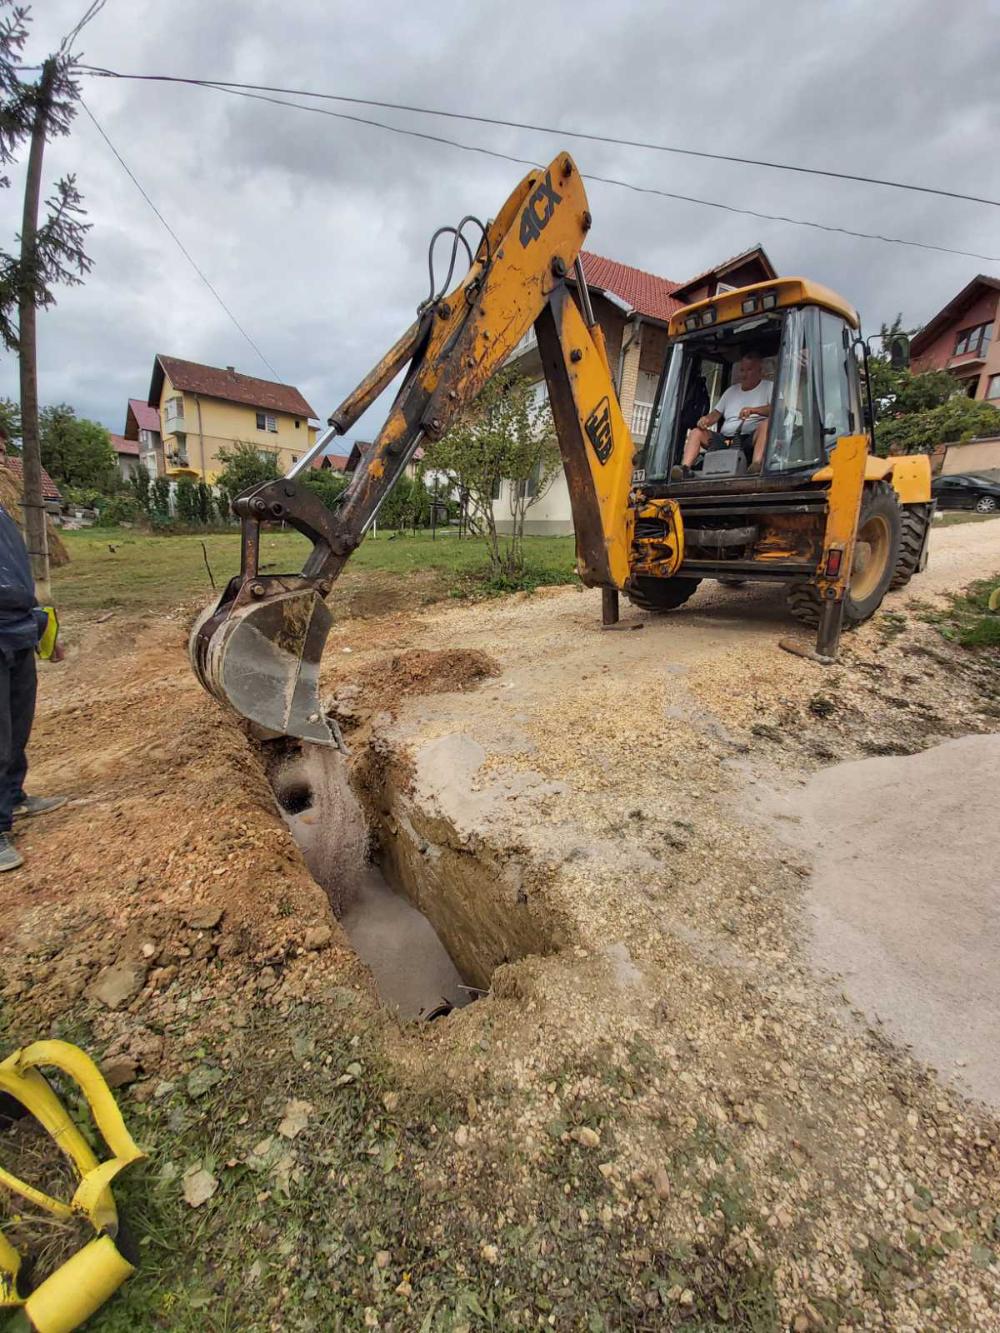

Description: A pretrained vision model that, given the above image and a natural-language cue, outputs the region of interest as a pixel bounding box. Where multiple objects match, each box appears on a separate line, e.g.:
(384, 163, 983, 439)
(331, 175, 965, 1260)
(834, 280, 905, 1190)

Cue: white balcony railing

(630, 400, 654, 439)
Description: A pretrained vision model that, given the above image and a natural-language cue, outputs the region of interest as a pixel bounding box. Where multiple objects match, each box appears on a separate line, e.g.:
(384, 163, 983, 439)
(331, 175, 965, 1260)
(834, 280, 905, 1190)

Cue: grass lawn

(52, 527, 579, 617)
(917, 573, 1000, 648)
(934, 510, 1000, 526)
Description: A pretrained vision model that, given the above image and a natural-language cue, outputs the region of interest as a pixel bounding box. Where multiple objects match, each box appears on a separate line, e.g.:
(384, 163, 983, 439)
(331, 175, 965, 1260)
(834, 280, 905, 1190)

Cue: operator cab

(637, 279, 865, 487)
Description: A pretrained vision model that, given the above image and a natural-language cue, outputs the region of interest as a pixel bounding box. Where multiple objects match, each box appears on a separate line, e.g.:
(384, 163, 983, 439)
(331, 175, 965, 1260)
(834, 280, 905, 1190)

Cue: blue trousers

(0, 647, 35, 833)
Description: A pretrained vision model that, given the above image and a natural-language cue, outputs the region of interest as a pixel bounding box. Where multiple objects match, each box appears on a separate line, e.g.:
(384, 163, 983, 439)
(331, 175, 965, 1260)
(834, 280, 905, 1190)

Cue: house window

(295, 419, 301, 429)
(514, 462, 542, 500)
(986, 374, 1000, 400)
(491, 476, 502, 500)
(256, 411, 278, 432)
(164, 395, 183, 423)
(139, 428, 150, 445)
(291, 455, 298, 465)
(954, 322, 993, 357)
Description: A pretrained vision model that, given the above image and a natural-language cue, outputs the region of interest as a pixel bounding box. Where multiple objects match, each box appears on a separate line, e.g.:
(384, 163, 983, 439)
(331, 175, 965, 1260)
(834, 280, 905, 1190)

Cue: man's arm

(697, 387, 727, 431)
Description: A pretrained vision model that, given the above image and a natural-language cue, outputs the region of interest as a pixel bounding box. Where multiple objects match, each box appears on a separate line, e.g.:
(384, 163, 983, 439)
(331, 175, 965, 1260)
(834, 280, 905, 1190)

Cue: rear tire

(889, 504, 932, 590)
(975, 495, 997, 514)
(626, 576, 702, 613)
(787, 481, 901, 628)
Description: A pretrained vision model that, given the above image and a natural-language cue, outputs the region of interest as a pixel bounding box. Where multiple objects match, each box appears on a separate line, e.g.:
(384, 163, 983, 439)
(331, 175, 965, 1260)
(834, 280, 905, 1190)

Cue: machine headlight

(741, 296, 759, 314)
(684, 315, 699, 332)
(700, 307, 717, 326)
(760, 290, 778, 310)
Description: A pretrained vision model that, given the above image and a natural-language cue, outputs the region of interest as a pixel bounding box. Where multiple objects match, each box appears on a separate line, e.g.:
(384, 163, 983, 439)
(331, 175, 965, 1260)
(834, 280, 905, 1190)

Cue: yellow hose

(0, 1040, 146, 1329)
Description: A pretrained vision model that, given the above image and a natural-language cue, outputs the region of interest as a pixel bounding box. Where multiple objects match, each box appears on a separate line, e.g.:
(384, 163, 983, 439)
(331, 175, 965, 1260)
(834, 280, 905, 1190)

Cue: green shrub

(197, 482, 214, 524)
(301, 469, 349, 511)
(96, 494, 140, 526)
(175, 477, 200, 524)
(150, 476, 171, 521)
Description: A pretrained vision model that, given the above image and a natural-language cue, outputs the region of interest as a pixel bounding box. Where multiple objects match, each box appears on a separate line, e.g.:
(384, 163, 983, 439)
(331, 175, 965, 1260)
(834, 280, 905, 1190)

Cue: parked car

(931, 473, 1000, 513)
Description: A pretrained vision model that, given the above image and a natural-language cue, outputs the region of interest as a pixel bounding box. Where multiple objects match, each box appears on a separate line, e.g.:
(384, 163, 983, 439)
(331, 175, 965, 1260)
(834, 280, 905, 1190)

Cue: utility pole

(18, 58, 57, 601)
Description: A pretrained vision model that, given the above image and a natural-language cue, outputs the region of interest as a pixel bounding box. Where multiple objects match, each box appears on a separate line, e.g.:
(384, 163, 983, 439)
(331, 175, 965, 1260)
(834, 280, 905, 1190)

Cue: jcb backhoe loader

(190, 152, 932, 744)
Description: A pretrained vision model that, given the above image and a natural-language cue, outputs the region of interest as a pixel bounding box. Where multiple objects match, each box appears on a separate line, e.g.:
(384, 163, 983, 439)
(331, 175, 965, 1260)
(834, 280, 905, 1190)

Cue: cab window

(818, 311, 857, 442)
(766, 307, 822, 473)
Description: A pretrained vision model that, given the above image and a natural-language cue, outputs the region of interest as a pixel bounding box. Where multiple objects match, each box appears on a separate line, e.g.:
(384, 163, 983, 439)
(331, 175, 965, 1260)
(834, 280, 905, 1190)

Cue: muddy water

(272, 745, 470, 1019)
(339, 870, 470, 1017)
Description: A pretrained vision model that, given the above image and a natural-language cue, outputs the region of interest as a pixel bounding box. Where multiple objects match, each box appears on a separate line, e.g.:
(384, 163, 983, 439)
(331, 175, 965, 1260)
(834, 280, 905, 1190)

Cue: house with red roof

(0, 446, 63, 514)
(499, 245, 776, 533)
(910, 274, 1000, 403)
(145, 355, 318, 482)
(108, 433, 141, 482)
(124, 397, 164, 477)
(310, 450, 353, 474)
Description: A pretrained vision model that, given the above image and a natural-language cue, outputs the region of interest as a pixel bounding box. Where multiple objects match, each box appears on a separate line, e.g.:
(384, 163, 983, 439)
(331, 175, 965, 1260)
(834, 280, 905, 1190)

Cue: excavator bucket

(189, 472, 368, 745)
(191, 580, 336, 745)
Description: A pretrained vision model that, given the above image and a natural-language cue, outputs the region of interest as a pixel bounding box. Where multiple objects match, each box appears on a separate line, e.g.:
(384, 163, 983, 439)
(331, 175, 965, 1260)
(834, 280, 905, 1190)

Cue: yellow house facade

(147, 355, 318, 483)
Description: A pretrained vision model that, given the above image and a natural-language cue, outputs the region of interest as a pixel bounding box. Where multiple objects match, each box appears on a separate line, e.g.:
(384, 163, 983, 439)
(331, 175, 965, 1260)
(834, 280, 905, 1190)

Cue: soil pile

(329, 647, 498, 722)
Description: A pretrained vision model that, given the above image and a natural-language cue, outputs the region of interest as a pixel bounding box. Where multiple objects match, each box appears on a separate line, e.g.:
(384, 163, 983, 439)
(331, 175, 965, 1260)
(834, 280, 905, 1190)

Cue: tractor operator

(680, 351, 774, 474)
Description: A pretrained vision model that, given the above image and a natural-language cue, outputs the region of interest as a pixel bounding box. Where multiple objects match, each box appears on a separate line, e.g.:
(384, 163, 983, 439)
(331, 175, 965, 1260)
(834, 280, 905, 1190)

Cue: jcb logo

(585, 397, 613, 464)
(519, 170, 562, 247)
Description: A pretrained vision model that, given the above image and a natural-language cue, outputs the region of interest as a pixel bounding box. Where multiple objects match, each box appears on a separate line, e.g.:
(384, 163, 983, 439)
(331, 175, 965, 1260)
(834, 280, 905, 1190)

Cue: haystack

(0, 460, 70, 567)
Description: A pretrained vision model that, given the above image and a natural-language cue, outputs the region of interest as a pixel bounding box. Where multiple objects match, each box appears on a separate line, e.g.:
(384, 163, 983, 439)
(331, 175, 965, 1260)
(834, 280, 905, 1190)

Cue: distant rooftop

(574, 245, 776, 324)
(149, 355, 316, 419)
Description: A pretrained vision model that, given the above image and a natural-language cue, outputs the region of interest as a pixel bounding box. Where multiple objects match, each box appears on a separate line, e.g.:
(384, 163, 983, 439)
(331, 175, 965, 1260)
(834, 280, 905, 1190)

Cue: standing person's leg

(6, 648, 37, 817)
(0, 650, 14, 836)
(0, 649, 25, 868)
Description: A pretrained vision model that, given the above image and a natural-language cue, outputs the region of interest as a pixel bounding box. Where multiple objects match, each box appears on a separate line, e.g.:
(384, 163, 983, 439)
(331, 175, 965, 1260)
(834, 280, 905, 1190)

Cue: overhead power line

(60, 0, 109, 54)
(84, 72, 1000, 264)
(79, 99, 282, 380)
(80, 67, 1000, 210)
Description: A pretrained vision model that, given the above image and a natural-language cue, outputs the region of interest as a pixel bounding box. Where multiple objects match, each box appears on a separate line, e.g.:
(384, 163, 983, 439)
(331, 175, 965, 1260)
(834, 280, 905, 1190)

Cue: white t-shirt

(714, 379, 774, 436)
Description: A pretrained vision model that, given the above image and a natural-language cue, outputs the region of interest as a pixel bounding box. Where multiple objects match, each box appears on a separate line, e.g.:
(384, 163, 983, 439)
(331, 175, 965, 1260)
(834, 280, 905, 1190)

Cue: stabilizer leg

(816, 596, 845, 659)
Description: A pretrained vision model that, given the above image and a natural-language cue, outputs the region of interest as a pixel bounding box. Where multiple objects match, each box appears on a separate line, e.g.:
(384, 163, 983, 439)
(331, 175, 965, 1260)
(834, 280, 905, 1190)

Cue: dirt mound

(336, 647, 498, 715)
(0, 461, 69, 568)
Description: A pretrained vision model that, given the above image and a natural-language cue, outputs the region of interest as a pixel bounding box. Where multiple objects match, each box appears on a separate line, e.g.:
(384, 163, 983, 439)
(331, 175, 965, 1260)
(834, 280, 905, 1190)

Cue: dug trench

(2, 537, 1000, 1329)
(264, 736, 501, 1019)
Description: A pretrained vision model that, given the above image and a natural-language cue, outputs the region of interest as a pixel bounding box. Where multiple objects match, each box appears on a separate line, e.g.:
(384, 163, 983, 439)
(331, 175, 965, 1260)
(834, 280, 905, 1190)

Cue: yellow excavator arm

(191, 153, 634, 743)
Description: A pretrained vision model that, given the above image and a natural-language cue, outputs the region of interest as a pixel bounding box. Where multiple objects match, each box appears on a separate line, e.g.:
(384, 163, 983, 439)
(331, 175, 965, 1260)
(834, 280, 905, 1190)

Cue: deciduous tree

(215, 441, 280, 505)
(39, 403, 116, 488)
(421, 371, 559, 575)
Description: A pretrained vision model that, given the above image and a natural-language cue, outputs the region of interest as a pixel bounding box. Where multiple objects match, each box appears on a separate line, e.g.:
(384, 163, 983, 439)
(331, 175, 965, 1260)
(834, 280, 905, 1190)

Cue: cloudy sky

(2, 0, 998, 443)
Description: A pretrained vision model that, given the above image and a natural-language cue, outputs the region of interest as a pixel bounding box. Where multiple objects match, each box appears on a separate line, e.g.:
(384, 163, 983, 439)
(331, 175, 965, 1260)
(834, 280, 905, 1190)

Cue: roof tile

(578, 251, 683, 322)
(3, 456, 62, 501)
(126, 397, 160, 435)
(154, 355, 316, 419)
(110, 433, 140, 457)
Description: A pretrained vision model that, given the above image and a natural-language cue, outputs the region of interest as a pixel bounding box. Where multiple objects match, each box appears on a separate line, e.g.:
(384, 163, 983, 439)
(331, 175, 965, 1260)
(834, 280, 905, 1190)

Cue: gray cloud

(2, 0, 998, 440)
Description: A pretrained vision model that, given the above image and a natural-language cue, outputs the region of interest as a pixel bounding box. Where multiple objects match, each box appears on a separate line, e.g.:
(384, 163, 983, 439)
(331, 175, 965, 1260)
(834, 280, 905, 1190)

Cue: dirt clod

(186, 905, 224, 930)
(86, 961, 146, 1010)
